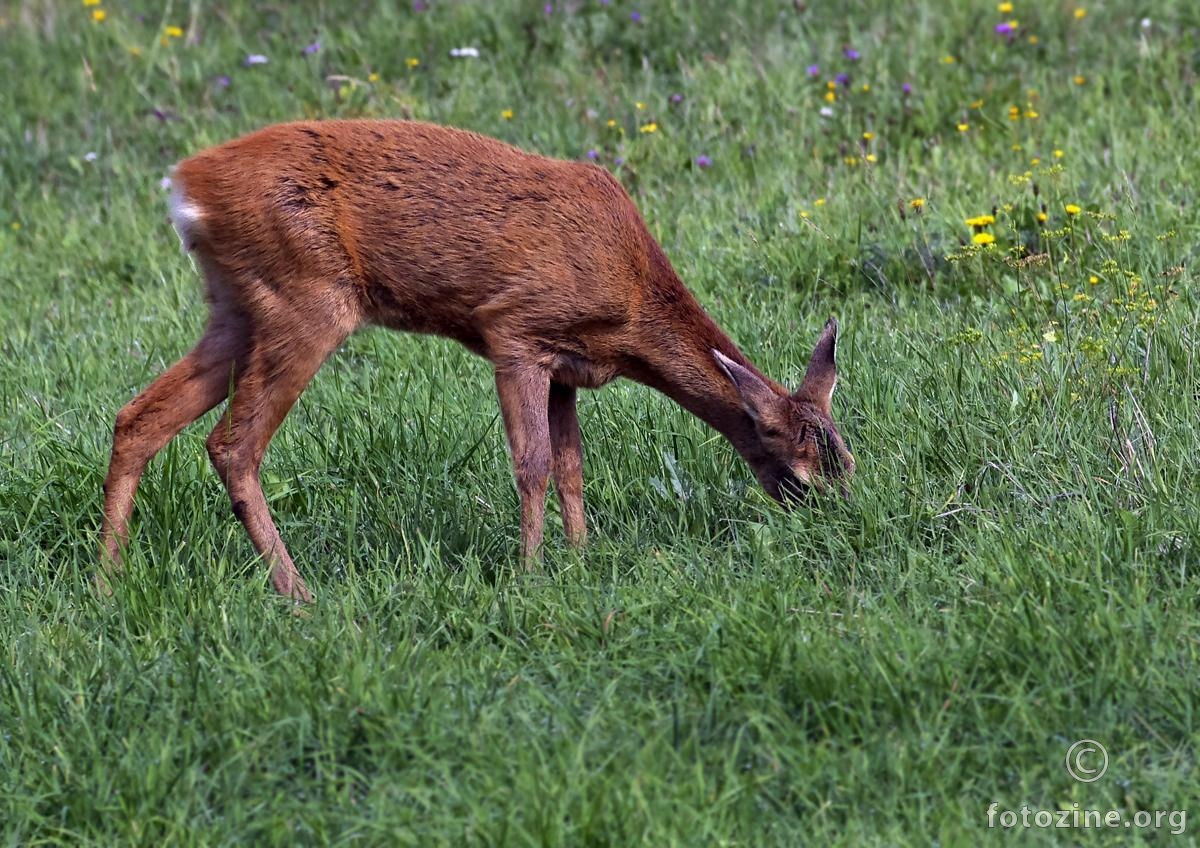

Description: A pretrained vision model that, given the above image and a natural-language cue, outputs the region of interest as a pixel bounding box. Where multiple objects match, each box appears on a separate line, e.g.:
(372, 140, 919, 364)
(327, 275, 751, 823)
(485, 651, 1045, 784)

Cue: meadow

(2, 0, 1198, 843)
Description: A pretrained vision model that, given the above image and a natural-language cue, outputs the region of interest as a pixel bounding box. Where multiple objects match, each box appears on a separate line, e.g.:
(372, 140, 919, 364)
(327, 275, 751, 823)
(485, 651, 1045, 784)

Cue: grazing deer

(99, 120, 854, 602)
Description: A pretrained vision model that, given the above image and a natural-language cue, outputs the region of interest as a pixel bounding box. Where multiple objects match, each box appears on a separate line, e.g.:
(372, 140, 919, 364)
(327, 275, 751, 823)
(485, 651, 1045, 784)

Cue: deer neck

(626, 275, 782, 469)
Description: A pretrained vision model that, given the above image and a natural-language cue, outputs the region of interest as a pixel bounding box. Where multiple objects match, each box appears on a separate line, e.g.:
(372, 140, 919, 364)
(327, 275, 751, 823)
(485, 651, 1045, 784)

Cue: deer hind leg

(494, 367, 553, 567)
(205, 310, 351, 602)
(548, 382, 586, 548)
(99, 310, 249, 589)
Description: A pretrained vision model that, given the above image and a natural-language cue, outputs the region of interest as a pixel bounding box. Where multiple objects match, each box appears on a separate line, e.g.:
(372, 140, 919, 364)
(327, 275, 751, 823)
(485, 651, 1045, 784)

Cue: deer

(99, 120, 855, 603)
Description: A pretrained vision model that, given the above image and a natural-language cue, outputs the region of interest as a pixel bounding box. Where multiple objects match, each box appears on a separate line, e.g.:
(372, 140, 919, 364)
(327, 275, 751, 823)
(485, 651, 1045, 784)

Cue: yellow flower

(1042, 329, 1059, 343)
(1073, 74, 1086, 85)
(1011, 143, 1023, 151)
(635, 101, 646, 110)
(814, 198, 826, 206)
(865, 154, 877, 163)
(1037, 212, 1048, 223)
(1030, 157, 1041, 166)
(862, 131, 875, 141)
(606, 119, 617, 128)
(164, 25, 183, 38)
(1008, 105, 1020, 120)
(1025, 109, 1039, 119)
(844, 156, 860, 167)
(824, 91, 836, 103)
(501, 109, 514, 120)
(972, 232, 996, 245)
(406, 57, 420, 68)
(997, 1, 1013, 11)
(910, 198, 925, 209)
(1065, 204, 1081, 215)
(639, 122, 658, 134)
(799, 210, 810, 219)
(966, 215, 996, 228)
(368, 72, 380, 82)
(941, 55, 956, 64)
(1027, 34, 1039, 44)
(83, 0, 101, 5)
(969, 99, 984, 109)
(128, 46, 142, 57)
(957, 122, 970, 132)
(92, 8, 106, 21)
(1053, 149, 1064, 158)
(1074, 7, 1086, 19)
(861, 83, 871, 92)
(1088, 275, 1100, 284)
(826, 81, 836, 90)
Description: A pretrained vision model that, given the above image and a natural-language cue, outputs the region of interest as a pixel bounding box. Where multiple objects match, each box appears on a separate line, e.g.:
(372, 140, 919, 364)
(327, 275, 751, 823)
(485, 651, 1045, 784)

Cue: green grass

(2, 0, 1198, 843)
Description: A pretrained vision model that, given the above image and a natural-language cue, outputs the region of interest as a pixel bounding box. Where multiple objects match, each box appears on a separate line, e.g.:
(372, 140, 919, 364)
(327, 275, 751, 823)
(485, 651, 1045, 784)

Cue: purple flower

(614, 156, 625, 166)
(669, 92, 684, 105)
(544, 3, 553, 13)
(587, 149, 599, 160)
(843, 47, 860, 60)
(806, 64, 820, 77)
(836, 72, 850, 86)
(302, 39, 320, 55)
(244, 54, 269, 66)
(216, 74, 232, 88)
(630, 10, 641, 22)
(694, 154, 712, 169)
(902, 82, 912, 95)
(995, 21, 1014, 36)
(412, 0, 427, 10)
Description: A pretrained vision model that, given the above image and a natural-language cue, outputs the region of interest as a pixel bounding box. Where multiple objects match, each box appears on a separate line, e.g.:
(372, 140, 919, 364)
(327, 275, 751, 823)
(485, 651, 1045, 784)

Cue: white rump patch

(167, 176, 204, 252)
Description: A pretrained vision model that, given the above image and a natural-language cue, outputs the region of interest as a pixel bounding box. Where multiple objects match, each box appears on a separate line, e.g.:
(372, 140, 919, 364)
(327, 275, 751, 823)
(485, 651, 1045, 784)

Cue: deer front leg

(494, 367, 552, 567)
(548, 382, 586, 548)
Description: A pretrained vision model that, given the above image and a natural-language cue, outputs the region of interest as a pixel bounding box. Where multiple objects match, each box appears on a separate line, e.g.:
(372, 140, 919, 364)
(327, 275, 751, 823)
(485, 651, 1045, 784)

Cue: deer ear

(713, 349, 778, 423)
(794, 317, 839, 415)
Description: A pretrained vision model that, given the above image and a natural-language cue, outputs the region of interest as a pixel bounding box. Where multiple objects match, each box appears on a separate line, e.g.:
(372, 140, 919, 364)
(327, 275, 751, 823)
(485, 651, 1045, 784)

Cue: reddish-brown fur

(99, 120, 854, 601)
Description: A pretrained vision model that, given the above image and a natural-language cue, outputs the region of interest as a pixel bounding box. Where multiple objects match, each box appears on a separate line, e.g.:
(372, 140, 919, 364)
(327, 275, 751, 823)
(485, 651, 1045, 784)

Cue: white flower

(819, 106, 834, 118)
(449, 47, 480, 58)
(84, 151, 98, 162)
(244, 54, 269, 66)
(1140, 17, 1151, 28)
(160, 176, 173, 191)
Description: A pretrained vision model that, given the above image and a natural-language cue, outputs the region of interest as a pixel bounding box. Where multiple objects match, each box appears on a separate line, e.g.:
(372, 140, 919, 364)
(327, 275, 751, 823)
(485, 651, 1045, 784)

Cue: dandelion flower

(1065, 204, 1081, 215)
(501, 109, 514, 120)
(1053, 149, 1064, 158)
(972, 232, 996, 245)
(1074, 8, 1086, 19)
(164, 25, 184, 38)
(406, 57, 420, 68)
(638, 122, 658, 134)
(824, 91, 836, 103)
(1088, 275, 1099, 284)
(92, 8, 106, 21)
(965, 215, 996, 228)
(862, 131, 875, 141)
(606, 119, 618, 128)
(997, 1, 1013, 11)
(814, 198, 826, 206)
(368, 72, 380, 82)
(865, 154, 877, 163)
(956, 122, 969, 132)
(635, 101, 646, 110)
(1073, 74, 1086, 85)
(910, 198, 925, 209)
(83, 0, 101, 5)
(941, 55, 956, 65)
(1037, 211, 1048, 223)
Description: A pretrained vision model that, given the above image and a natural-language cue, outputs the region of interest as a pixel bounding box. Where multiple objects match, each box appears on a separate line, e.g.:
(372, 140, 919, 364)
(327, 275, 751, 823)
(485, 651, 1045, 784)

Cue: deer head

(713, 318, 854, 501)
